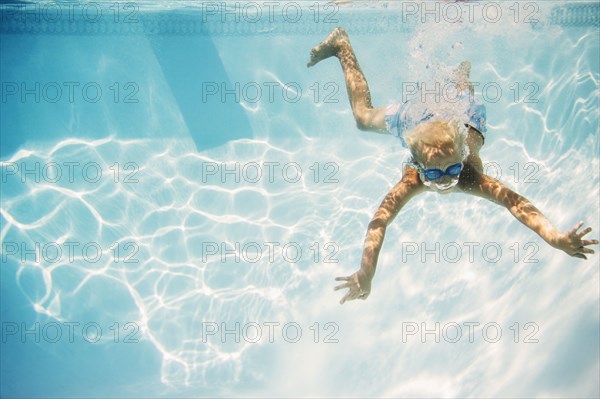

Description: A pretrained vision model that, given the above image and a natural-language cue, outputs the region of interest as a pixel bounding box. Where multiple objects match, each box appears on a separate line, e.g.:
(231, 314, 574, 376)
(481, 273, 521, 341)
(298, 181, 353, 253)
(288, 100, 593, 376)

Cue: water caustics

(1, 1, 599, 397)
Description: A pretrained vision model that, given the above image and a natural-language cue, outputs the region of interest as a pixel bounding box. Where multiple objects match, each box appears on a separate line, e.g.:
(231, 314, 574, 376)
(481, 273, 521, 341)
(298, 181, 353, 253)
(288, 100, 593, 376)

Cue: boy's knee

(355, 111, 371, 131)
(355, 118, 369, 131)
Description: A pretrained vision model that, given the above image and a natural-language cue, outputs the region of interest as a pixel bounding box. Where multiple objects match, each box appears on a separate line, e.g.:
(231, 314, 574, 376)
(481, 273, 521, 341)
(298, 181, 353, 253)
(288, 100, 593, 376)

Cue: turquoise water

(1, 1, 599, 397)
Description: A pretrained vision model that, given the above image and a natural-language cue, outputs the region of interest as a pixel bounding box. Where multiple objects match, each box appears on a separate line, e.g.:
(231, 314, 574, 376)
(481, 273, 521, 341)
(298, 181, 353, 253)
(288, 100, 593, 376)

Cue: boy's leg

(308, 28, 387, 133)
(454, 61, 482, 171)
(452, 61, 474, 94)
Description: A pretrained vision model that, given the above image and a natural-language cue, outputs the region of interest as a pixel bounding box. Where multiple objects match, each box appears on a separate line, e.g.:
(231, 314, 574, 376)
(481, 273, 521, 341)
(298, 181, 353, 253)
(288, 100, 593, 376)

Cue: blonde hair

(404, 120, 468, 165)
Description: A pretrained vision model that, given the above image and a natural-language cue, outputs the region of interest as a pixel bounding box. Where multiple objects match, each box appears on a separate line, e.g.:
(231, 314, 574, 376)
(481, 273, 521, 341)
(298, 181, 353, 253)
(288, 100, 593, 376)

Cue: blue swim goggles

(411, 161, 463, 180)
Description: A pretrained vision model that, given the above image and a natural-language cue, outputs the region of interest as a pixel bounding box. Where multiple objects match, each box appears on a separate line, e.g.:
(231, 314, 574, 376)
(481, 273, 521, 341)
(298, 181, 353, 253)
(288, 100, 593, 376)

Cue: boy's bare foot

(307, 27, 349, 67)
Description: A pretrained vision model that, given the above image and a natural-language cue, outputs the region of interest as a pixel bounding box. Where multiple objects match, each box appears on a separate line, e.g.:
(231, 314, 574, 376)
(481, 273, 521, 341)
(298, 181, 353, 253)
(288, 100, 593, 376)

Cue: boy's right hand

(334, 268, 372, 304)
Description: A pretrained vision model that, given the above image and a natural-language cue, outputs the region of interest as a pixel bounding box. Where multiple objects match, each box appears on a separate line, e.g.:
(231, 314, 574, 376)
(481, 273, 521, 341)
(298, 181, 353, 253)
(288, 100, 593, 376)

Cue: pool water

(1, 1, 599, 397)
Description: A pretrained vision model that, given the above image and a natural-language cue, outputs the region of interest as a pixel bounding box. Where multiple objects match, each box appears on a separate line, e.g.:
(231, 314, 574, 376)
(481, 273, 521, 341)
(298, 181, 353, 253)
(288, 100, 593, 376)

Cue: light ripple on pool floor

(1, 128, 597, 392)
(1, 15, 599, 394)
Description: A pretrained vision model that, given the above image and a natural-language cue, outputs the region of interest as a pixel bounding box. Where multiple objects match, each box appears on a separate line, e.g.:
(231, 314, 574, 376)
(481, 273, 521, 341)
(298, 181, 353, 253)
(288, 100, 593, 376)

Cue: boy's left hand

(553, 221, 598, 259)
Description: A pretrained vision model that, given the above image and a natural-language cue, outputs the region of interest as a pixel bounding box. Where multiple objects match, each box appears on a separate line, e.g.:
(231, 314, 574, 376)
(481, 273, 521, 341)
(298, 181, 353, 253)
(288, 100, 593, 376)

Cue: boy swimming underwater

(307, 28, 599, 304)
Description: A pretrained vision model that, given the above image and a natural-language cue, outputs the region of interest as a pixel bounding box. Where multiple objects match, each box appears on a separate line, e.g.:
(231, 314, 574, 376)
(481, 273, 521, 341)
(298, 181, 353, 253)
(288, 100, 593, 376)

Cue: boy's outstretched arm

(334, 167, 426, 304)
(460, 166, 598, 258)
